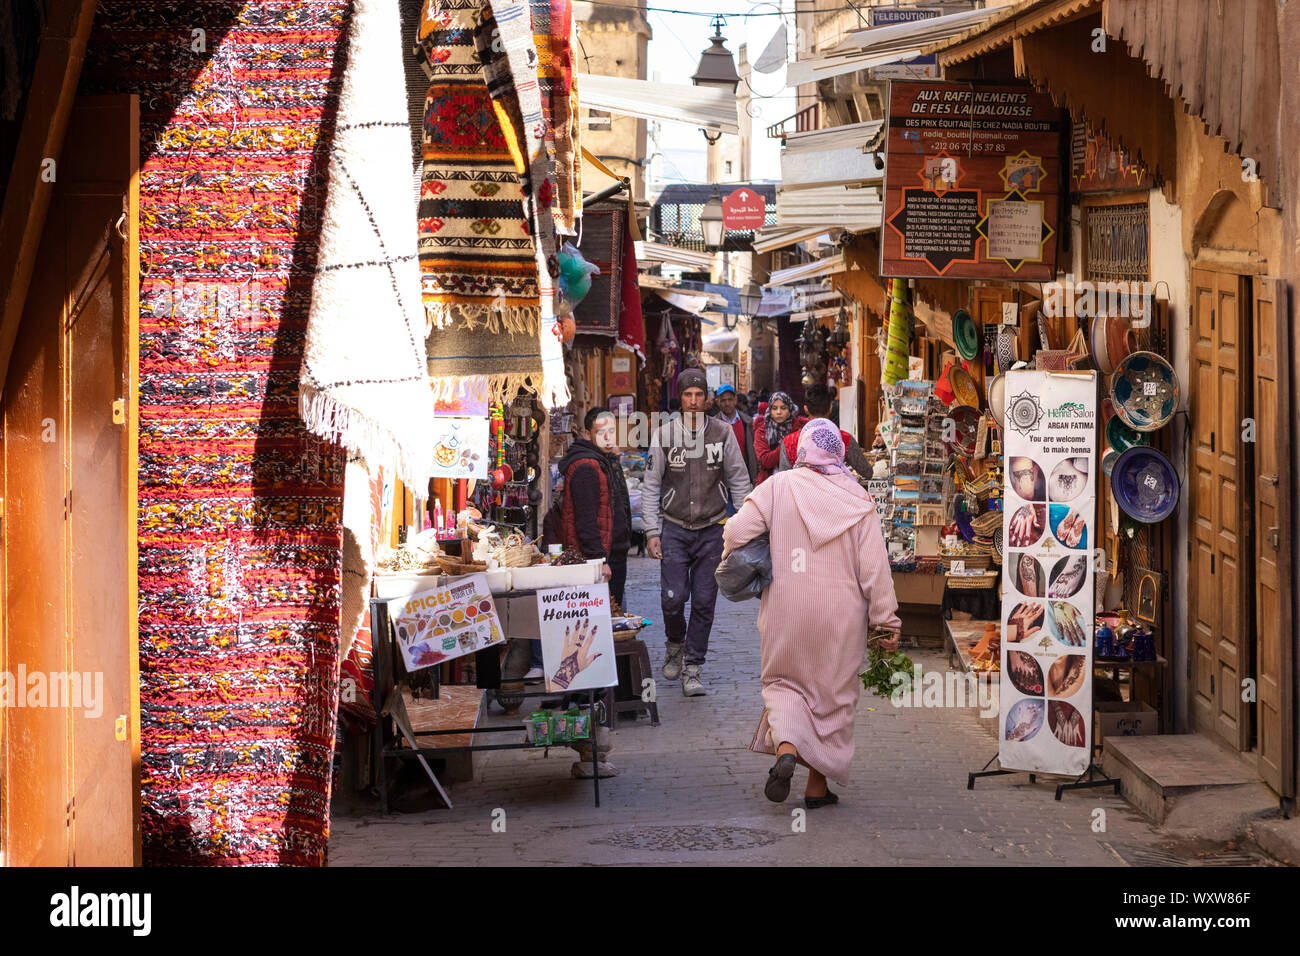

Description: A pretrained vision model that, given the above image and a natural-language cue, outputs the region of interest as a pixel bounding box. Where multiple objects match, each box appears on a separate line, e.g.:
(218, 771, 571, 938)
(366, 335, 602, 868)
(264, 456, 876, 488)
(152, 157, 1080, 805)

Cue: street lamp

(691, 16, 740, 93)
(739, 280, 763, 317)
(692, 15, 739, 145)
(699, 187, 724, 250)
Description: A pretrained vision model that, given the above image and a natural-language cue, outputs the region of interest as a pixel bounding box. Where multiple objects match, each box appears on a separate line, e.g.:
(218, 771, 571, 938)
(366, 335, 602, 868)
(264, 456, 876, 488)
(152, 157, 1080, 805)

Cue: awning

(775, 184, 882, 232)
(785, 6, 1007, 87)
(765, 254, 846, 289)
(780, 121, 885, 191)
(752, 224, 837, 254)
(635, 239, 715, 271)
(649, 287, 728, 316)
(790, 305, 843, 323)
(580, 74, 740, 135)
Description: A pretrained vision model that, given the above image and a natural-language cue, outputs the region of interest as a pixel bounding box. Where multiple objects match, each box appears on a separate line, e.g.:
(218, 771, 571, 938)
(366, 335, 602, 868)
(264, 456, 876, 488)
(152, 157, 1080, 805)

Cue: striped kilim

(416, 0, 544, 398)
(82, 0, 350, 865)
(416, 0, 537, 329)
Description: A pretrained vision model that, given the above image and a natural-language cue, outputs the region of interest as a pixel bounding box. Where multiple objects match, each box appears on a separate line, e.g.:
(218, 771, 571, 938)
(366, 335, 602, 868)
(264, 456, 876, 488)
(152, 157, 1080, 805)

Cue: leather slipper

(764, 753, 797, 803)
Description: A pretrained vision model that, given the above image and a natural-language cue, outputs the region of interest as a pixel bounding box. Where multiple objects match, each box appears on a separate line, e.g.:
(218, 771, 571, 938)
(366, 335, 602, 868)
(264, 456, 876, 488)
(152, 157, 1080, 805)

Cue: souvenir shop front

(869, 75, 1182, 785)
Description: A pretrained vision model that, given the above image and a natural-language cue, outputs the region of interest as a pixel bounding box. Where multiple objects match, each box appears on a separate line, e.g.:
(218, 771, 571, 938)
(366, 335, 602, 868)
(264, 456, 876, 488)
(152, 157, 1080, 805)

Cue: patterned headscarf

(763, 391, 797, 447)
(795, 418, 849, 476)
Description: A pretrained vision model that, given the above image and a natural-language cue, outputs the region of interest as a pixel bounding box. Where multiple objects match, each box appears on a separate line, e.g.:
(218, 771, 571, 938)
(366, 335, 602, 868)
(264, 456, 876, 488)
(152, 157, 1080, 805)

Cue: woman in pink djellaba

(722, 419, 901, 808)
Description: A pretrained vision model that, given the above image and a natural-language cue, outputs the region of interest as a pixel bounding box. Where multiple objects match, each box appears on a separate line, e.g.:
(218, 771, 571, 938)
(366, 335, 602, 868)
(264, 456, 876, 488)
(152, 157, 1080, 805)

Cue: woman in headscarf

(722, 419, 901, 808)
(751, 391, 806, 484)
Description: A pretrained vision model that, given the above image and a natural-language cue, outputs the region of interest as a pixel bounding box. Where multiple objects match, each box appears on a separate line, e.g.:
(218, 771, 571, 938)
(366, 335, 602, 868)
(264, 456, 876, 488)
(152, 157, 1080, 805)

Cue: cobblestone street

(331, 557, 1175, 865)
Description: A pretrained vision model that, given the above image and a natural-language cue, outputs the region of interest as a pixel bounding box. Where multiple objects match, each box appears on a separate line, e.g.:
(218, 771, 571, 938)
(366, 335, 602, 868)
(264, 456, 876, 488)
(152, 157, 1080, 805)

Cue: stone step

(1101, 733, 1261, 825)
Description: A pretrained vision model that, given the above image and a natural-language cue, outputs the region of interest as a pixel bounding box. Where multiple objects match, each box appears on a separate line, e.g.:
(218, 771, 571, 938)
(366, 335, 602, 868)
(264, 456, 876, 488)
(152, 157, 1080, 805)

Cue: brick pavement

(329, 557, 1171, 865)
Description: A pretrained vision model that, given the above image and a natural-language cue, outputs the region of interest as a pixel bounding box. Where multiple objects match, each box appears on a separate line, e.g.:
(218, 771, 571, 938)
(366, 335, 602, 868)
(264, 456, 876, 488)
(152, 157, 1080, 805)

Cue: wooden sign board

(881, 82, 1063, 281)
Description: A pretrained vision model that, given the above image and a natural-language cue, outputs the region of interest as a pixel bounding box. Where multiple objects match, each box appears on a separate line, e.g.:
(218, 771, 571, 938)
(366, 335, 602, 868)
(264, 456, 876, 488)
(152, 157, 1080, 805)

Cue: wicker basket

(496, 533, 538, 568)
(435, 555, 488, 575)
(946, 571, 1000, 589)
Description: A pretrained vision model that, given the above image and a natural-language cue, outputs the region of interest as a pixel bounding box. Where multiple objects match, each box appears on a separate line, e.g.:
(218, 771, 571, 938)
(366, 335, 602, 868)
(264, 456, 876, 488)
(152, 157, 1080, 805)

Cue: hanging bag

(715, 534, 773, 602)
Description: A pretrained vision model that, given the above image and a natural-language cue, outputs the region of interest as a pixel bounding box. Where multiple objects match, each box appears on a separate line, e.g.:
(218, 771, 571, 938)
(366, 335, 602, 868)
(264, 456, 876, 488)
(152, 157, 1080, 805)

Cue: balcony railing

(765, 103, 819, 141)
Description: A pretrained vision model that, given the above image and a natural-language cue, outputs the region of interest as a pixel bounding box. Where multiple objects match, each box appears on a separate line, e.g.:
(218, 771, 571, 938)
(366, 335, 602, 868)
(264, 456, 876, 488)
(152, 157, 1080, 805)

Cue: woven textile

(301, 0, 434, 489)
(83, 0, 349, 866)
(416, 0, 544, 399)
(478, 0, 570, 406)
(530, 0, 579, 233)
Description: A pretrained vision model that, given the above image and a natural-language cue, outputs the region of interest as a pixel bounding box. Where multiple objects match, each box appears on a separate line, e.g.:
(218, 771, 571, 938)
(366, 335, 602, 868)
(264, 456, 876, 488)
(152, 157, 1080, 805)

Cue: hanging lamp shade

(692, 17, 741, 92)
(699, 188, 725, 249)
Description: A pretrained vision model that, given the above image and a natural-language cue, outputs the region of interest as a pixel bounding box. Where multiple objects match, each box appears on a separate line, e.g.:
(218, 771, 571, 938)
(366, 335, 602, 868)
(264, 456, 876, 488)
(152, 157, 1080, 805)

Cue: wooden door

(1, 95, 139, 865)
(1189, 267, 1252, 751)
(1251, 276, 1294, 797)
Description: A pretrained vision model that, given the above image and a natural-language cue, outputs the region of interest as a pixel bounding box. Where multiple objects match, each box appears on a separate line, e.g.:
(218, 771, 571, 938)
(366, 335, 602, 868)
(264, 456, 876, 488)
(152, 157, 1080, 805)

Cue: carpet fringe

(430, 373, 540, 403)
(424, 300, 540, 336)
(300, 386, 431, 488)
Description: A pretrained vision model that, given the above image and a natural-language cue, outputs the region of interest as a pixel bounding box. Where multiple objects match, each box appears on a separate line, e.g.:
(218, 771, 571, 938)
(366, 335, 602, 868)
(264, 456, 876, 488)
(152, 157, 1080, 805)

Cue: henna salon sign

(881, 82, 1063, 280)
(537, 584, 618, 692)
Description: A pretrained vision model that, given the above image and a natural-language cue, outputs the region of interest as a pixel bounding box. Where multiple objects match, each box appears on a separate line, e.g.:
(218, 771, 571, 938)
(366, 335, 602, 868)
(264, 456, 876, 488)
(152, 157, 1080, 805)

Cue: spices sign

(389, 573, 504, 672)
(881, 82, 1062, 280)
(999, 371, 1097, 776)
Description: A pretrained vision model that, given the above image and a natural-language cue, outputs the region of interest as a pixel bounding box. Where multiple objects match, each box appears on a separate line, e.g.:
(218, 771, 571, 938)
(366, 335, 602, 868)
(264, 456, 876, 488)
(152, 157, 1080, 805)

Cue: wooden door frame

(0, 94, 142, 866)
(1250, 275, 1296, 803)
(1189, 259, 1255, 753)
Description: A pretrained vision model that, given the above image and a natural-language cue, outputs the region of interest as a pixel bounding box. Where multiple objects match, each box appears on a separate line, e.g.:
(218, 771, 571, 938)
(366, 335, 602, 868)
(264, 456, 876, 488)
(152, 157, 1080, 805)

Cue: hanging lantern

(699, 187, 725, 250)
(828, 304, 851, 348)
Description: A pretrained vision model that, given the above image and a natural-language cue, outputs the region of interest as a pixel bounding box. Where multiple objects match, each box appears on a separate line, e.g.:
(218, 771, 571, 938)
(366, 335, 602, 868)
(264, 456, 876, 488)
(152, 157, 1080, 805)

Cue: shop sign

(389, 573, 504, 671)
(1070, 125, 1152, 193)
(999, 370, 1097, 776)
(536, 583, 619, 692)
(432, 417, 489, 479)
(881, 82, 1062, 280)
(868, 6, 940, 79)
(723, 187, 767, 231)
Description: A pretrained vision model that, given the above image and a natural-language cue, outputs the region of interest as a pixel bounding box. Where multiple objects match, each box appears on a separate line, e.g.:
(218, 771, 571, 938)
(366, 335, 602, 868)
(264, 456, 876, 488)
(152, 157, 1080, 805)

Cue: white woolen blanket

(301, 0, 434, 490)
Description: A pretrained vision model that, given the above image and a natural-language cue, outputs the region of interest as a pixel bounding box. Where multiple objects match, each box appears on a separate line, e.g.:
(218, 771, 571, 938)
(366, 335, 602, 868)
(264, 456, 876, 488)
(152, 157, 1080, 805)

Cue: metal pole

(590, 687, 600, 807)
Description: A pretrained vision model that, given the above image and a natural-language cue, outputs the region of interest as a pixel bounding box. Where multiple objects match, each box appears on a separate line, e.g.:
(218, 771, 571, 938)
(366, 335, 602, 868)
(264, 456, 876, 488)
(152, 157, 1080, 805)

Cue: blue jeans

(659, 521, 725, 666)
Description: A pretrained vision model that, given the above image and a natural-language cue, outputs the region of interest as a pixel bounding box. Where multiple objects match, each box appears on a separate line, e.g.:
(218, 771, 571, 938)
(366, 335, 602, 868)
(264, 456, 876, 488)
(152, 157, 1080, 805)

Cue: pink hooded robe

(723, 467, 901, 785)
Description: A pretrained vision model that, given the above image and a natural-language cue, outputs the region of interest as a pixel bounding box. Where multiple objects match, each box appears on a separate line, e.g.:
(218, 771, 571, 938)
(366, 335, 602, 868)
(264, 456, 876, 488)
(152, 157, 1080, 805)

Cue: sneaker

(662, 642, 684, 681)
(523, 666, 544, 681)
(681, 664, 706, 697)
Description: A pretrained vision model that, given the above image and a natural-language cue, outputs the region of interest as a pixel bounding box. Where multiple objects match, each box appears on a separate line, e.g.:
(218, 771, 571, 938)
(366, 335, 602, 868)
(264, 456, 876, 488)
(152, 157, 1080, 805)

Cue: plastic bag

(714, 534, 773, 602)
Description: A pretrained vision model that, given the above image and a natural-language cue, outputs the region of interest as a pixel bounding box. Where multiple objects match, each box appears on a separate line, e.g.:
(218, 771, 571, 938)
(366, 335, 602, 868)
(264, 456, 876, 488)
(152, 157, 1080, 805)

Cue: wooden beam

(0, 0, 98, 394)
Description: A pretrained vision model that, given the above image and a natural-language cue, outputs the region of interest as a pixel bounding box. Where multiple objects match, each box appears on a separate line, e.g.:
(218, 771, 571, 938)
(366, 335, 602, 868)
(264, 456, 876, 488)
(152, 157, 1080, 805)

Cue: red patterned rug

(82, 0, 350, 865)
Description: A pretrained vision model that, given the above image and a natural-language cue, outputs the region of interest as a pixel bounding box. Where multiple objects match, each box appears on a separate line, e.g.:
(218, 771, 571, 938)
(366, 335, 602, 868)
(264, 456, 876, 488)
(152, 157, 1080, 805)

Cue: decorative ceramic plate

(1111, 446, 1180, 523)
(948, 365, 981, 408)
(953, 309, 980, 361)
(944, 404, 981, 457)
(1110, 350, 1179, 432)
(987, 373, 1007, 428)
(1105, 415, 1149, 454)
(1091, 313, 1138, 376)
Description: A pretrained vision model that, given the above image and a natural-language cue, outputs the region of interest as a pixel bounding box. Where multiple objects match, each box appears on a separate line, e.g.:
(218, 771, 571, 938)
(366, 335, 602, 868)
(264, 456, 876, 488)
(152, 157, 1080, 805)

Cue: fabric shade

(785, 6, 1005, 87)
(580, 73, 740, 134)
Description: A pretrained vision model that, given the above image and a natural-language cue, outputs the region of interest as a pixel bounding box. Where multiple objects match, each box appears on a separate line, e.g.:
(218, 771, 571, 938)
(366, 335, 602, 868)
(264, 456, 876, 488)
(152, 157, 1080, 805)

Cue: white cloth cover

(300, 0, 434, 488)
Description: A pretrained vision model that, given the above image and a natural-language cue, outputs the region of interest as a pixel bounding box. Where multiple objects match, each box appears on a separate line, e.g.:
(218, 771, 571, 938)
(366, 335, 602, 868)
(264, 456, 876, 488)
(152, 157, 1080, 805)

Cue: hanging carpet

(416, 0, 544, 400)
(82, 0, 350, 866)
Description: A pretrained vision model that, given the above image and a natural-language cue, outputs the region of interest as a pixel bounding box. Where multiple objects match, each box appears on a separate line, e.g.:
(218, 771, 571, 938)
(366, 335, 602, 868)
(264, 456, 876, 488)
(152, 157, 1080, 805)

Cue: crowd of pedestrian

(547, 368, 900, 808)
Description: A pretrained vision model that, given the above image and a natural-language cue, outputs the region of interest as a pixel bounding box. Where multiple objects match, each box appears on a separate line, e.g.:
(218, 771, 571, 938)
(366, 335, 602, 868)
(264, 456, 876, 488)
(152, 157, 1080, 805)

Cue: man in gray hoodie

(642, 368, 753, 696)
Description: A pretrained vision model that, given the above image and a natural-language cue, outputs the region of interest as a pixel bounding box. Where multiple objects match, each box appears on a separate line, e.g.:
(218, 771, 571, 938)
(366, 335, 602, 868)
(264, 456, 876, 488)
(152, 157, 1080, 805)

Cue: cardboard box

(1094, 701, 1158, 742)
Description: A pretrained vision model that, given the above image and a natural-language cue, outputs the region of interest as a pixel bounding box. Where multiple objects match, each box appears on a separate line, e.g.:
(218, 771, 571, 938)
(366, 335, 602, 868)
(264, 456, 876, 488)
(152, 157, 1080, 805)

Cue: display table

(944, 618, 1000, 678)
(368, 589, 604, 811)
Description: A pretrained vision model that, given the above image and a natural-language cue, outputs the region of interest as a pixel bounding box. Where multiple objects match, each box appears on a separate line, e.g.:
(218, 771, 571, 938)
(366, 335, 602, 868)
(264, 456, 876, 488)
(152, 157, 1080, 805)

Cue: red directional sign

(722, 187, 766, 230)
